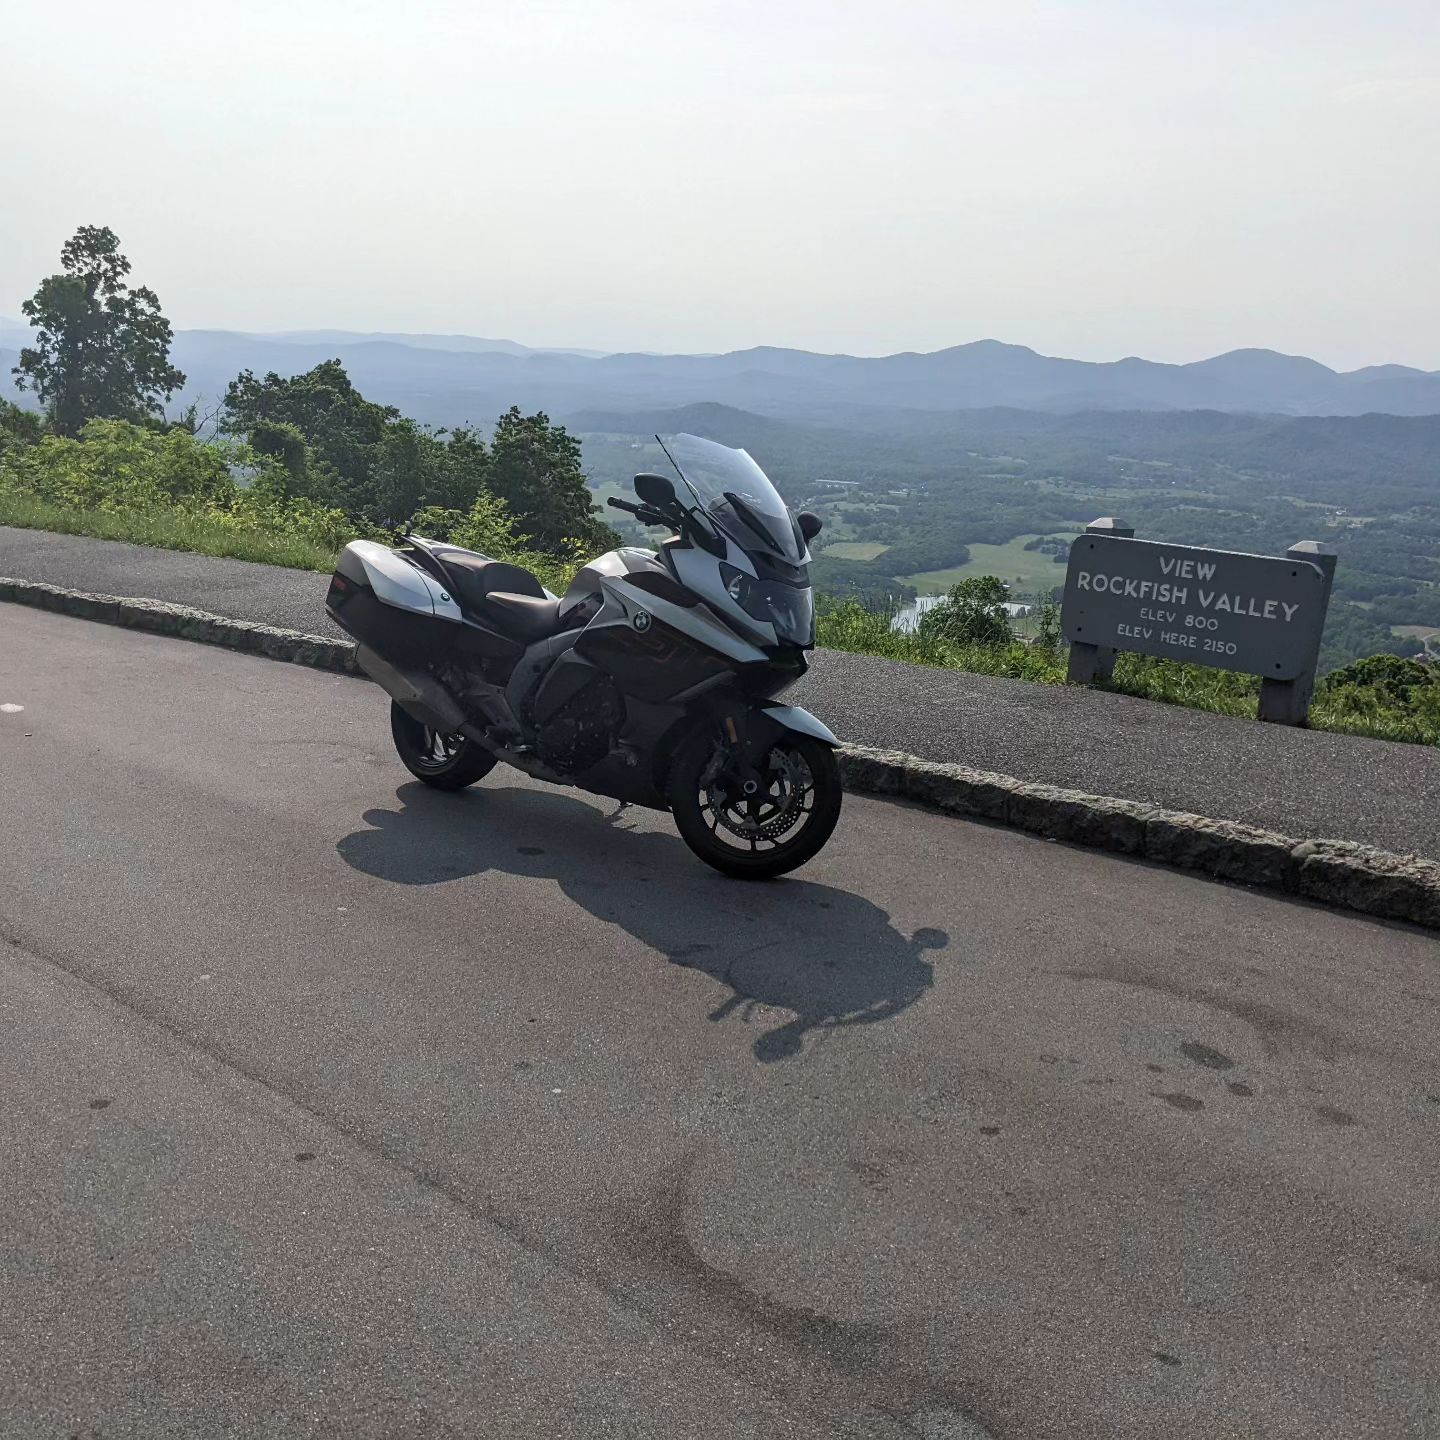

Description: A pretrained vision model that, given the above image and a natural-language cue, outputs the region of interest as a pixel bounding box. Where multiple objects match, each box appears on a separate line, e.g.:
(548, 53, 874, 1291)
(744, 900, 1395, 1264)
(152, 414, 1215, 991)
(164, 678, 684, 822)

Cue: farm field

(901, 532, 1076, 596)
(822, 540, 892, 561)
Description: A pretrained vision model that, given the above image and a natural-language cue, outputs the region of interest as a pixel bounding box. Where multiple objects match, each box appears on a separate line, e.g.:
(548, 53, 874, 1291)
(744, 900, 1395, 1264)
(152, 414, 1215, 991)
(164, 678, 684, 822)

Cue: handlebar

(609, 495, 726, 558)
(608, 497, 667, 525)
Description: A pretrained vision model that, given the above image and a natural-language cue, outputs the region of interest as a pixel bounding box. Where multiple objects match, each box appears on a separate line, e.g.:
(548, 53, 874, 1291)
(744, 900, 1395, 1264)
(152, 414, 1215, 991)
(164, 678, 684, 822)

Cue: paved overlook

(2, 525, 1438, 857)
(3, 606, 1438, 1440)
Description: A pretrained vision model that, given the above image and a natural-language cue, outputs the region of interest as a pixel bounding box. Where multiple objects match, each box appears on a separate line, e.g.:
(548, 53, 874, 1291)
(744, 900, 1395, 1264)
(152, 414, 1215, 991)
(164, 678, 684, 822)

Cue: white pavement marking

(0, 703, 23, 713)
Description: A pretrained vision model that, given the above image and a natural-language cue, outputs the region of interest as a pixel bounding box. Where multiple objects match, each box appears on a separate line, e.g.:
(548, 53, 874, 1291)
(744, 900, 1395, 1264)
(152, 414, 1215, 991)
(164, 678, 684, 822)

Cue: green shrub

(1319, 654, 1440, 706)
(0, 419, 385, 569)
(817, 596, 1067, 682)
(1, 419, 234, 509)
(918, 576, 1013, 649)
(1313, 655, 1440, 744)
(406, 493, 585, 596)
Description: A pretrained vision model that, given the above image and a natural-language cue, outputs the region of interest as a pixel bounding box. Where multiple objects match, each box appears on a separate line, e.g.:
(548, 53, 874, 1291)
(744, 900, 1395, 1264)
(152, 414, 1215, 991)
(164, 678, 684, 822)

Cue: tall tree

(222, 359, 398, 515)
(13, 226, 186, 436)
(487, 406, 613, 552)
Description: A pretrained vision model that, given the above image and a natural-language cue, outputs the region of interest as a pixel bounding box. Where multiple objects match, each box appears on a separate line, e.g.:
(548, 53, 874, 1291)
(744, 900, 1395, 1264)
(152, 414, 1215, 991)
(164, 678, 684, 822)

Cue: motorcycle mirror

(634, 472, 677, 508)
(797, 511, 823, 542)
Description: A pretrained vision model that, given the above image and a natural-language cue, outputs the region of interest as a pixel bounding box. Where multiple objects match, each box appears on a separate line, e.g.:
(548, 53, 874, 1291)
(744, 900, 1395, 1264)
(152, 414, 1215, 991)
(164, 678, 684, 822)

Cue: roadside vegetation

(0, 410, 586, 595)
(0, 484, 345, 572)
(2, 227, 603, 595)
(5, 225, 1438, 747)
(818, 585, 1440, 747)
(0, 416, 370, 570)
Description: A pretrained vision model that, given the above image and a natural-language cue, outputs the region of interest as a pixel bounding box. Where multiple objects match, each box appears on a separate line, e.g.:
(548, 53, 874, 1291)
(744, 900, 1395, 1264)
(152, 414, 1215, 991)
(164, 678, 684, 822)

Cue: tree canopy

(221, 361, 614, 547)
(486, 406, 606, 552)
(13, 226, 186, 436)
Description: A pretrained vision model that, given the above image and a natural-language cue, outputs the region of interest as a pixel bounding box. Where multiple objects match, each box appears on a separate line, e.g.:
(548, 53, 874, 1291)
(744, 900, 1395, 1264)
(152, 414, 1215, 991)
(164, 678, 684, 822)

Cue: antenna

(655, 433, 684, 483)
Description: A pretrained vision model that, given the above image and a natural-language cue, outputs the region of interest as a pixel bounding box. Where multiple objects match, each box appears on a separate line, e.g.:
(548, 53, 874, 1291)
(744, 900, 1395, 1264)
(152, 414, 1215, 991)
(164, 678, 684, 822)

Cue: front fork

(713, 703, 787, 796)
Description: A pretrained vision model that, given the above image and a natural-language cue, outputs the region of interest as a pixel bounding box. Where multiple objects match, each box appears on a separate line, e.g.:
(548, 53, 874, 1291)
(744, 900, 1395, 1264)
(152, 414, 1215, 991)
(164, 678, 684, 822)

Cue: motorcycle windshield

(661, 433, 806, 566)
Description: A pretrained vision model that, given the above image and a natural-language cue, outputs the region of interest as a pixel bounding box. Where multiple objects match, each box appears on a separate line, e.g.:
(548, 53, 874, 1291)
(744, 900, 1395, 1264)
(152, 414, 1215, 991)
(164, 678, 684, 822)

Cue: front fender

(652, 700, 838, 797)
(760, 704, 839, 748)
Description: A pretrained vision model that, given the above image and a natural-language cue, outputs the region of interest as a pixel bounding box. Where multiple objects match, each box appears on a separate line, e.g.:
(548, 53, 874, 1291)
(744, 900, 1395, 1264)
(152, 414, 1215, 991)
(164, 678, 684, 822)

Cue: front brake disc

(707, 748, 806, 842)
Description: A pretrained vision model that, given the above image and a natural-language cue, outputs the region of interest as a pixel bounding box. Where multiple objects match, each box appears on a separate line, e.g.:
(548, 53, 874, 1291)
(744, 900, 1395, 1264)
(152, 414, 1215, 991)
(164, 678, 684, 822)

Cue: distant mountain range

(566, 399, 1440, 479)
(3, 322, 1438, 424)
(247, 330, 609, 359)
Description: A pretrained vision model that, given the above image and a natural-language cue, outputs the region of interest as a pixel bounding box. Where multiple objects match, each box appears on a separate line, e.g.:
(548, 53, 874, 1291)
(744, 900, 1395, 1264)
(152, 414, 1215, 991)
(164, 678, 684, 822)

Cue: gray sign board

(1062, 534, 1328, 680)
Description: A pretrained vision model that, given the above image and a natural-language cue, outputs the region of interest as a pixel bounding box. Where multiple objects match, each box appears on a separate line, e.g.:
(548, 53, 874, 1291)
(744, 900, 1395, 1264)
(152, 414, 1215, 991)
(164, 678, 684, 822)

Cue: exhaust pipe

(354, 645, 572, 788)
(354, 645, 469, 735)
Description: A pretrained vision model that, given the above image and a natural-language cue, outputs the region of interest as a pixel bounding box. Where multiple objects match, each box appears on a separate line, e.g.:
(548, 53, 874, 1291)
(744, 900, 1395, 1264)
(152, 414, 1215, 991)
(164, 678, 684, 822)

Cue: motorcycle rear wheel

(668, 726, 842, 879)
(389, 701, 497, 791)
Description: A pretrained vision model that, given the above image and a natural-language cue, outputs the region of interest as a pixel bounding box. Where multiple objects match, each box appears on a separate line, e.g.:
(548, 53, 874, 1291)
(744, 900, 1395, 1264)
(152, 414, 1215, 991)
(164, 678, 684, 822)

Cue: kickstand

(608, 801, 632, 827)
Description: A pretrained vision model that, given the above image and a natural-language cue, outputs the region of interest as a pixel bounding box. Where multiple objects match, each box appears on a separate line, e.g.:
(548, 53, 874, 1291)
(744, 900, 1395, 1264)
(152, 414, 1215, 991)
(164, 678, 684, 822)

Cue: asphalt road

(4, 525, 1437, 857)
(3, 604, 1438, 1439)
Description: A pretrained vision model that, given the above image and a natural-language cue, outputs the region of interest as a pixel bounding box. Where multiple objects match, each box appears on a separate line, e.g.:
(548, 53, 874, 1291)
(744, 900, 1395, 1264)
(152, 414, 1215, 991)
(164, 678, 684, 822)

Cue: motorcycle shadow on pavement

(337, 782, 948, 1063)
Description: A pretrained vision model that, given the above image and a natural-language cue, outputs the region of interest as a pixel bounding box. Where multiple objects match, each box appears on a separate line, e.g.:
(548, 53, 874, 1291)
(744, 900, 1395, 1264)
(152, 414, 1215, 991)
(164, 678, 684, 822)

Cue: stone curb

(837, 748, 1440, 931)
(7, 575, 1438, 930)
(0, 575, 360, 675)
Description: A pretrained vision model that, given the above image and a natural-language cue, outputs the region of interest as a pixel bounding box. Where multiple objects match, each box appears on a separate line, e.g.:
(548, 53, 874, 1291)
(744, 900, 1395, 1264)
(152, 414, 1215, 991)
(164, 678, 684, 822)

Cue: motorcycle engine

(533, 676, 625, 774)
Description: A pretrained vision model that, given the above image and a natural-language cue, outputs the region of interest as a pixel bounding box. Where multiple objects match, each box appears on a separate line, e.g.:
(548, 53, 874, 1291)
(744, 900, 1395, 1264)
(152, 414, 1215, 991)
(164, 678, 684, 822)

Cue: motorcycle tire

(668, 725, 843, 880)
(389, 700, 497, 791)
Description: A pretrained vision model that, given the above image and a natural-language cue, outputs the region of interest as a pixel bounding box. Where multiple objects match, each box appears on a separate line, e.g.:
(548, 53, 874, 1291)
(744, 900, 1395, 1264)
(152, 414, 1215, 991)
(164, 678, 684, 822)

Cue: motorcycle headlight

(720, 563, 765, 619)
(718, 563, 815, 647)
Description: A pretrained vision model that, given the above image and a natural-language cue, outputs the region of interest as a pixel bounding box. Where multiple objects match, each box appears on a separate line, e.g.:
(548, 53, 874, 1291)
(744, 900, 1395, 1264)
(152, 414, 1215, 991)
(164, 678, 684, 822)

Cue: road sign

(1063, 533, 1328, 680)
(1060, 521, 1337, 724)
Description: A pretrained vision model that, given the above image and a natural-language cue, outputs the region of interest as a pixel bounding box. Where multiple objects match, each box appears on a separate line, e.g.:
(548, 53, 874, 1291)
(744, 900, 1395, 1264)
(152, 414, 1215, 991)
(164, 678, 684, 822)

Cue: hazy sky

(2, 0, 1436, 368)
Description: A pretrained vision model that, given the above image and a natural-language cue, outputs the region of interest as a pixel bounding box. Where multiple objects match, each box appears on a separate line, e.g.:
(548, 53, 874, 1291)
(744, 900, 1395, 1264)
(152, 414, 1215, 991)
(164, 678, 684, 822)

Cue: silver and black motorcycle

(325, 433, 842, 877)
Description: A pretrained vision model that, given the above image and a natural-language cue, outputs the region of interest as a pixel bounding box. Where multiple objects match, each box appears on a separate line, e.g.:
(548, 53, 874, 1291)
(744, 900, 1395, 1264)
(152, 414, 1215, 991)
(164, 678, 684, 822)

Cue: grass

(0, 492, 341, 572)
(902, 533, 1076, 596)
(818, 599, 1440, 747)
(0, 490, 583, 597)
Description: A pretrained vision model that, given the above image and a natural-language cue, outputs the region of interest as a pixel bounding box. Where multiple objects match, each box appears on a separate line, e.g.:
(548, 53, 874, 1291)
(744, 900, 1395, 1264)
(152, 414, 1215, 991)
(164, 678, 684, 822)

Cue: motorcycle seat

(435, 551, 546, 613)
(485, 591, 566, 644)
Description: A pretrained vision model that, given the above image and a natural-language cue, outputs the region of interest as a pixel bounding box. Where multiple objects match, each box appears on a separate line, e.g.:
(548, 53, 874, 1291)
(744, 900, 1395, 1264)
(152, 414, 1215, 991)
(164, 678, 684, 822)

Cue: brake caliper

(706, 743, 805, 841)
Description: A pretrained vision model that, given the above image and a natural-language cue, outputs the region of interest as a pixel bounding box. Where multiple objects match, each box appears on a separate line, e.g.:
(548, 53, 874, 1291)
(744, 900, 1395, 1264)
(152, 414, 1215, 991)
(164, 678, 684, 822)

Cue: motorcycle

(324, 433, 842, 878)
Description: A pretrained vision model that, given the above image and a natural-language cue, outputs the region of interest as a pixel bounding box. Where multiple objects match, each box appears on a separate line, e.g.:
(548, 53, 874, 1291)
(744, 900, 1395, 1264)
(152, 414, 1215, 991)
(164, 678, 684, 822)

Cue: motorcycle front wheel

(667, 726, 843, 879)
(389, 700, 497, 791)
